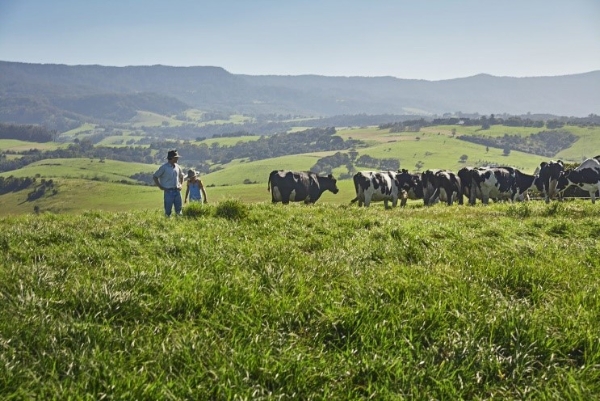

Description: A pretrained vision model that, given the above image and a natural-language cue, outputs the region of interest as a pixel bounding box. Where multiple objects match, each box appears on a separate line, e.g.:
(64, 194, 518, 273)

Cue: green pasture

(1, 202, 599, 398)
(0, 139, 65, 152)
(96, 135, 148, 147)
(0, 158, 157, 183)
(130, 111, 186, 128)
(195, 135, 262, 147)
(352, 133, 548, 174)
(58, 123, 97, 139)
(203, 154, 327, 186)
(555, 125, 600, 162)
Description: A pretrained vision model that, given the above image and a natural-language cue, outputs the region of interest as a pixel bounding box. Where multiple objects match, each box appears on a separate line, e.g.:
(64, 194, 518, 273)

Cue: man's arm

(153, 176, 164, 190)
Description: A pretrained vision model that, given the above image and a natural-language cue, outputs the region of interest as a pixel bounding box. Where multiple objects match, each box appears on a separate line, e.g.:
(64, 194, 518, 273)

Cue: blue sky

(1, 0, 599, 80)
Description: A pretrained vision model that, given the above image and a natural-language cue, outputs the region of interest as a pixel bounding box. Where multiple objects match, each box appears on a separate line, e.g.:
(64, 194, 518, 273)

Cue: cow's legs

(592, 183, 600, 204)
(482, 192, 490, 205)
(444, 188, 453, 206)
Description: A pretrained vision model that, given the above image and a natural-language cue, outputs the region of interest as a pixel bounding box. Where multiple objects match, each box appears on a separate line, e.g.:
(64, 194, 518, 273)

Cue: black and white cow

(421, 169, 462, 206)
(513, 169, 539, 201)
(556, 157, 600, 203)
(396, 169, 424, 207)
(267, 170, 339, 204)
(536, 160, 564, 203)
(470, 167, 517, 205)
(350, 171, 402, 208)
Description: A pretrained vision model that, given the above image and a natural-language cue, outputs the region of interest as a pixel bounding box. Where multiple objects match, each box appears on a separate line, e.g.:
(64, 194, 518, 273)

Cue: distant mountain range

(0, 61, 598, 128)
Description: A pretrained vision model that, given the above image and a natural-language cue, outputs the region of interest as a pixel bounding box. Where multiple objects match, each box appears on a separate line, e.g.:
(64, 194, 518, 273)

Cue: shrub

(182, 202, 212, 218)
(215, 199, 249, 220)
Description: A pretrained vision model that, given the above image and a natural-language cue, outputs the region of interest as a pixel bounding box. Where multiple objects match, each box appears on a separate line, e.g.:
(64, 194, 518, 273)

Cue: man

(153, 150, 185, 216)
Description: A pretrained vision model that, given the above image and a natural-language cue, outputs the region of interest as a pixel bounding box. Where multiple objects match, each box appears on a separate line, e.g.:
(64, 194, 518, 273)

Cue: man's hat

(167, 150, 180, 159)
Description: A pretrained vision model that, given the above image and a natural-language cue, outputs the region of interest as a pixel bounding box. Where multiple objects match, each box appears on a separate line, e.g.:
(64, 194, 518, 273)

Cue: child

(184, 169, 208, 204)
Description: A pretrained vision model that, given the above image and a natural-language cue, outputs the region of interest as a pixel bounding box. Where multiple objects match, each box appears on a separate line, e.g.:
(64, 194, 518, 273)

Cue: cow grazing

(537, 160, 564, 203)
(350, 171, 402, 208)
(267, 170, 339, 204)
(396, 169, 424, 207)
(421, 169, 462, 206)
(556, 158, 600, 203)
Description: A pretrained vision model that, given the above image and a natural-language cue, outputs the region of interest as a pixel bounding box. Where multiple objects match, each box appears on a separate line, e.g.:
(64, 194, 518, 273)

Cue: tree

(459, 154, 468, 163)
(503, 147, 511, 156)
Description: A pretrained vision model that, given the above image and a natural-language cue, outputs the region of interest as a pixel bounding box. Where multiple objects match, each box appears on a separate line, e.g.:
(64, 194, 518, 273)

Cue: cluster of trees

(310, 152, 352, 176)
(380, 114, 600, 133)
(27, 179, 56, 201)
(0, 176, 36, 195)
(308, 150, 402, 177)
(209, 131, 255, 139)
(458, 130, 577, 157)
(0, 123, 55, 142)
(355, 154, 400, 171)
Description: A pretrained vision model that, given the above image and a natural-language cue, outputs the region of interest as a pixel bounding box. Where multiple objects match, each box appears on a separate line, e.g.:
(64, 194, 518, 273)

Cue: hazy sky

(1, 0, 599, 80)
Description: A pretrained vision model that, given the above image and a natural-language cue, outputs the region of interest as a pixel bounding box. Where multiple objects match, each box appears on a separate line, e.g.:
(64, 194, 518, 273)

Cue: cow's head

(556, 170, 571, 193)
(538, 160, 564, 197)
(324, 174, 339, 194)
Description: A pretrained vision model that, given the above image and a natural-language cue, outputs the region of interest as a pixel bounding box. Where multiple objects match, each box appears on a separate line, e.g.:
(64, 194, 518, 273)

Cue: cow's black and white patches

(557, 158, 600, 203)
(351, 171, 401, 208)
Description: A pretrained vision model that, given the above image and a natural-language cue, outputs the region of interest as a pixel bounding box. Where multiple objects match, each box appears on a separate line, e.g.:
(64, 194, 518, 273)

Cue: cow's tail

(267, 173, 272, 192)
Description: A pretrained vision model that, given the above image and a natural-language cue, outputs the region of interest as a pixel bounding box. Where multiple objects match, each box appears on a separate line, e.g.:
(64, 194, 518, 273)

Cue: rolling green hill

(1, 124, 599, 216)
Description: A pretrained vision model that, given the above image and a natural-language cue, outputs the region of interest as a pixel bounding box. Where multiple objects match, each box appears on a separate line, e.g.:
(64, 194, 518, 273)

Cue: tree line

(457, 130, 577, 157)
(0, 123, 55, 142)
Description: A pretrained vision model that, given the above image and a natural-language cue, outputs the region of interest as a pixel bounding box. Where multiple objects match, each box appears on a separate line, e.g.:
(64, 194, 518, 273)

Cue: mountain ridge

(1, 61, 598, 127)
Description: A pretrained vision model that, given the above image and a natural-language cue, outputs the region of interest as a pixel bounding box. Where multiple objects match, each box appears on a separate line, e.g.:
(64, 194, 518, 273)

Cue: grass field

(0, 158, 158, 183)
(0, 139, 65, 152)
(1, 201, 599, 398)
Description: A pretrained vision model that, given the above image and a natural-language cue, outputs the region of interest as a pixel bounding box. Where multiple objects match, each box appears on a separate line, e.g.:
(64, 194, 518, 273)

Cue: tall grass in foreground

(1, 201, 599, 399)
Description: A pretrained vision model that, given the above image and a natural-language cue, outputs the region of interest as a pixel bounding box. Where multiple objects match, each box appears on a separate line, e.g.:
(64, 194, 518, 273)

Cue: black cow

(267, 170, 339, 204)
(537, 160, 564, 203)
(421, 169, 462, 206)
(457, 167, 482, 204)
(556, 158, 600, 203)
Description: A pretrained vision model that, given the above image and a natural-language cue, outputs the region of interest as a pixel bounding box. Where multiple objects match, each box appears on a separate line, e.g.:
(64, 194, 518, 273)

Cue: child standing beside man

(184, 169, 208, 204)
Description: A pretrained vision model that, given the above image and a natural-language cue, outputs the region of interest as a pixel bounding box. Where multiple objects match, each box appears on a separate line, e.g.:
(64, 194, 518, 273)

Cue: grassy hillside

(1, 202, 599, 398)
(0, 139, 65, 152)
(0, 158, 158, 183)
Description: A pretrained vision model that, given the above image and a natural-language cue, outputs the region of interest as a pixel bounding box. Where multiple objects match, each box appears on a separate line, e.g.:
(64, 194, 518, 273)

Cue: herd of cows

(267, 156, 600, 207)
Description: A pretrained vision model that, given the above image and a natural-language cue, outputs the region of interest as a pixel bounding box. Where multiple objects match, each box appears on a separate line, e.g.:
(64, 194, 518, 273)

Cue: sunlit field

(1, 201, 599, 398)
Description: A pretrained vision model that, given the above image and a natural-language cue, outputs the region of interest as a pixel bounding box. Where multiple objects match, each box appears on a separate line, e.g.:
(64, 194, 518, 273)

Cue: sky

(0, 0, 599, 81)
